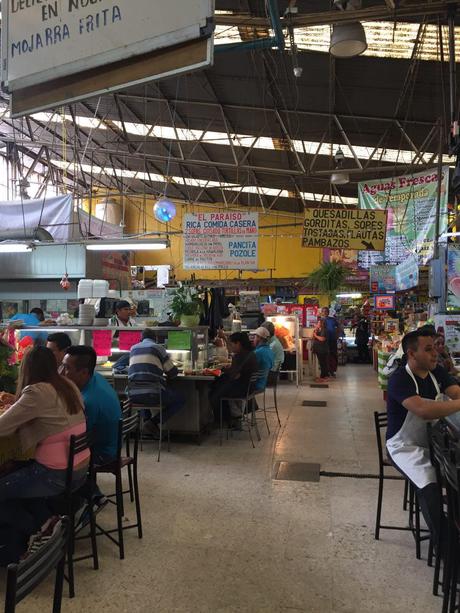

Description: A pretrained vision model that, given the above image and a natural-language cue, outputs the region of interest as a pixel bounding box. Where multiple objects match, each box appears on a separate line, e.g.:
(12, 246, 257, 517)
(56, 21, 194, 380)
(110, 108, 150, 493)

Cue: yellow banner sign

(302, 208, 387, 251)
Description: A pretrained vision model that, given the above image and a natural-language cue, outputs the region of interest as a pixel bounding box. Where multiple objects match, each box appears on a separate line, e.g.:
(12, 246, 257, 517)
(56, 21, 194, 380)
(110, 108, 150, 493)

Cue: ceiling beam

(112, 94, 437, 128)
(215, 1, 458, 27)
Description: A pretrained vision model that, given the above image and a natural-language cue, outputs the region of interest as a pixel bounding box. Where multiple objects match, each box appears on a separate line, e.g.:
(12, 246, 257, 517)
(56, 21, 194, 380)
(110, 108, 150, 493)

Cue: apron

(386, 364, 441, 489)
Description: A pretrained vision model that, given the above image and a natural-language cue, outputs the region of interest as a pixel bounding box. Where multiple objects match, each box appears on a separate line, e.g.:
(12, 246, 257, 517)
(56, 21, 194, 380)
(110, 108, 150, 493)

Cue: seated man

(128, 329, 185, 436)
(386, 327, 460, 544)
(252, 327, 274, 391)
(62, 346, 121, 465)
(261, 321, 284, 371)
(46, 332, 72, 373)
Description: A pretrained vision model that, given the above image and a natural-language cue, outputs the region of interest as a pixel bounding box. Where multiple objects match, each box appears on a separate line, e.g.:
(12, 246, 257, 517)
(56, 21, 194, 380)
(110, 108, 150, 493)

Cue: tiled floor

(0, 365, 439, 612)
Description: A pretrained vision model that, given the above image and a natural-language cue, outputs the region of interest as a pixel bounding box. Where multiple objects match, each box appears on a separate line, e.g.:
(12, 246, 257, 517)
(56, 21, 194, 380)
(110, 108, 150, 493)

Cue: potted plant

(170, 285, 204, 327)
(307, 261, 347, 301)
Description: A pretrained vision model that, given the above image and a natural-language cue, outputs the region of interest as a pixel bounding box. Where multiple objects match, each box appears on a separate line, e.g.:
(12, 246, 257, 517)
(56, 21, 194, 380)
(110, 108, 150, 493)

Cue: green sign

(167, 330, 192, 351)
(358, 167, 449, 264)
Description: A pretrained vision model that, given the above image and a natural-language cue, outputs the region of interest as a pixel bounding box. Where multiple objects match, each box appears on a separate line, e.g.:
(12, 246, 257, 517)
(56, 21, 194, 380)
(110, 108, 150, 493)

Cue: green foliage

(170, 286, 204, 319)
(0, 343, 18, 394)
(308, 261, 347, 296)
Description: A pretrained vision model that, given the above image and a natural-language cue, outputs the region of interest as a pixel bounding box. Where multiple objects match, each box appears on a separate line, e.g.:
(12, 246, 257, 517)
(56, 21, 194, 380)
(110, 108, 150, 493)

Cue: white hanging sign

(3, 0, 213, 90)
(183, 212, 259, 270)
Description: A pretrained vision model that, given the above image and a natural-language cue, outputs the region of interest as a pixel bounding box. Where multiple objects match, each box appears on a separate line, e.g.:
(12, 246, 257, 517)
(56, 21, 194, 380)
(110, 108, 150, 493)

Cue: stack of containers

(78, 304, 95, 326)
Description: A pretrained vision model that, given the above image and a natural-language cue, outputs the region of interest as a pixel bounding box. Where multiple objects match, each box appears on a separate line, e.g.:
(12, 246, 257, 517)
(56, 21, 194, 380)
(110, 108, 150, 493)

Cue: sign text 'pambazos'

(302, 208, 387, 251)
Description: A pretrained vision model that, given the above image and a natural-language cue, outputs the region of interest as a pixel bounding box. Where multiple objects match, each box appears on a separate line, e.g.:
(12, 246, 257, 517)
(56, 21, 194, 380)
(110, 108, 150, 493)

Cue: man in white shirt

(111, 300, 136, 328)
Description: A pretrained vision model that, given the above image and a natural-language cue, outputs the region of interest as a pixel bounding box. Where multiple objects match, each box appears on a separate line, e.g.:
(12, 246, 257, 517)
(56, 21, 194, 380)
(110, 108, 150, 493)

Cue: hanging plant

(307, 261, 347, 298)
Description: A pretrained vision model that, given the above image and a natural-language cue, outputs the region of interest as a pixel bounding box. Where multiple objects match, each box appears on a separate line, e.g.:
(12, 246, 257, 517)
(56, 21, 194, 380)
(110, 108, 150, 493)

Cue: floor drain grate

(302, 400, 327, 407)
(273, 461, 321, 482)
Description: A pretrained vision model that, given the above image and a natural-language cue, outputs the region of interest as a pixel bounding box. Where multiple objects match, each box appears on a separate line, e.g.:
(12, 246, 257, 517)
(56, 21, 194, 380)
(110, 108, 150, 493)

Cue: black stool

(95, 412, 142, 560)
(374, 411, 429, 558)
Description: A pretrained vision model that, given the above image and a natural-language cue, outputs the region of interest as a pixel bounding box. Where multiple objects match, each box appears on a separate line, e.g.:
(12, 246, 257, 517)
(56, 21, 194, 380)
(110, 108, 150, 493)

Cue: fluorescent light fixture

(336, 293, 363, 298)
(0, 243, 32, 253)
(86, 239, 169, 251)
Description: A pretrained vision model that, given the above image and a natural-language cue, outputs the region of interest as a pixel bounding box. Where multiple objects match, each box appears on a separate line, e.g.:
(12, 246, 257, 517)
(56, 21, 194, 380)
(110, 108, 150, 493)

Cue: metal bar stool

(264, 367, 281, 427)
(94, 412, 143, 560)
(50, 432, 98, 599)
(127, 384, 170, 462)
(220, 372, 260, 447)
(373, 411, 429, 557)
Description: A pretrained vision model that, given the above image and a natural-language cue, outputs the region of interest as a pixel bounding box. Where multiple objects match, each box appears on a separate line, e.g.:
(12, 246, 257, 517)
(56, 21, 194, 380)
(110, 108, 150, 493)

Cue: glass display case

(9, 325, 209, 372)
(266, 314, 302, 385)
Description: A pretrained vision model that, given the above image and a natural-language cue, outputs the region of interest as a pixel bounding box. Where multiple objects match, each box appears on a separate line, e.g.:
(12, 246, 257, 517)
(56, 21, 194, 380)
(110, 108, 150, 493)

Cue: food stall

(7, 323, 214, 440)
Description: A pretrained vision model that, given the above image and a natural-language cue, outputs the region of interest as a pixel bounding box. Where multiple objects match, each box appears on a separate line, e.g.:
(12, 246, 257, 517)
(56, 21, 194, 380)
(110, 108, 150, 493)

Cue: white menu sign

(3, 0, 213, 89)
(183, 212, 258, 270)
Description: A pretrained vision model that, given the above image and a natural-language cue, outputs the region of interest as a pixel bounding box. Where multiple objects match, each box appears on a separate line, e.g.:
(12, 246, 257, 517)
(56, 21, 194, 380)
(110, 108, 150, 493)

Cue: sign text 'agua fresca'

(302, 208, 387, 251)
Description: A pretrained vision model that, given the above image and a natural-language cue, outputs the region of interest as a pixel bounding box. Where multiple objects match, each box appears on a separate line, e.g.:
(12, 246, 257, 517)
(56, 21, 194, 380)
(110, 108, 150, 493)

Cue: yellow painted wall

(102, 196, 324, 281)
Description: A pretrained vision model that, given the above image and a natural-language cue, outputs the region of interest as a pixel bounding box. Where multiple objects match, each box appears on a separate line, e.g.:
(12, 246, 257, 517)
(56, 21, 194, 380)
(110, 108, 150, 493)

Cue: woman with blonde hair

(0, 346, 89, 501)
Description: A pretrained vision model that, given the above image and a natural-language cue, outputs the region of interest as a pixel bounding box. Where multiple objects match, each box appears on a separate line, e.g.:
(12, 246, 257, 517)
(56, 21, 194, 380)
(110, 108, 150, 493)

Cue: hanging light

(153, 198, 176, 223)
(330, 147, 349, 184)
(330, 22, 367, 58)
(331, 171, 350, 185)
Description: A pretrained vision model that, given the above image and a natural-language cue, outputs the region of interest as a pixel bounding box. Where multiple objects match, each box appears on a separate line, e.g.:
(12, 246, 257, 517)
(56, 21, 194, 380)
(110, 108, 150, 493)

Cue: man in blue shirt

(252, 327, 274, 391)
(261, 321, 284, 371)
(62, 345, 121, 463)
(321, 307, 339, 377)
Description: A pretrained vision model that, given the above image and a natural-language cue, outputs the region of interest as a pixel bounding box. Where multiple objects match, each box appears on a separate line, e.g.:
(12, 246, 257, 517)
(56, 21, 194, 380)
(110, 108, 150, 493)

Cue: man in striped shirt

(128, 329, 185, 436)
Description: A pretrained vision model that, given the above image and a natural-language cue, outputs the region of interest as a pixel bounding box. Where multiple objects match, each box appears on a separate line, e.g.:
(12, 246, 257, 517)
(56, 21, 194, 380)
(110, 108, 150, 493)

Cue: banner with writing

(447, 245, 460, 309)
(302, 209, 387, 250)
(183, 212, 258, 270)
(395, 254, 419, 291)
(358, 167, 448, 265)
(369, 265, 396, 293)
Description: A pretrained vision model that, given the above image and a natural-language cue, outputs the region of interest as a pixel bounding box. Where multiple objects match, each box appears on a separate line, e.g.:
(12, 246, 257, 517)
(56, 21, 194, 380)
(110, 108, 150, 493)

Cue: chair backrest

(65, 431, 92, 494)
(4, 517, 69, 613)
(267, 367, 280, 388)
(122, 399, 132, 417)
(246, 372, 259, 397)
(114, 411, 141, 460)
(437, 444, 460, 528)
(373, 411, 388, 469)
(121, 412, 140, 440)
(255, 369, 269, 392)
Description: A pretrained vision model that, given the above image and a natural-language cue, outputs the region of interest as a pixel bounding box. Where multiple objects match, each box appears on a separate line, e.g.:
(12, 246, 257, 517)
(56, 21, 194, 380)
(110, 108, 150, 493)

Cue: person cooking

(111, 300, 137, 328)
(110, 300, 138, 341)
